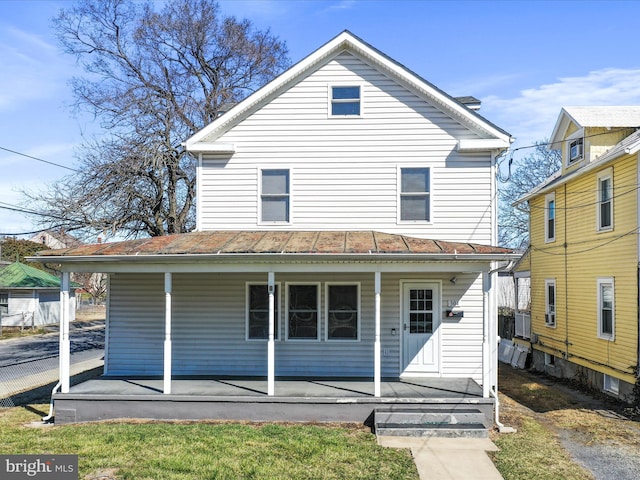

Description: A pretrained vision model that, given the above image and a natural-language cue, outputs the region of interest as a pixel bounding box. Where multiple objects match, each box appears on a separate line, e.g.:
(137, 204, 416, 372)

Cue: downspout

(42, 383, 61, 423)
(486, 261, 517, 433)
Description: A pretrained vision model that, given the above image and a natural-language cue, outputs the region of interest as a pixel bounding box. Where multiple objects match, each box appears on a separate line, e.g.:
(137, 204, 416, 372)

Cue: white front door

(401, 282, 440, 375)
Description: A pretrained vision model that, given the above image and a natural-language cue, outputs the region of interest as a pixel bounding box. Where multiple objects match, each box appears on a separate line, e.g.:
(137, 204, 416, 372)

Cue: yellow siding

(529, 151, 639, 384)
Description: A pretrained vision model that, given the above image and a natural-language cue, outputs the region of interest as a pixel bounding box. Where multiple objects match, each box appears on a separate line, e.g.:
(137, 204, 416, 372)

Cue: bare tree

(25, 0, 289, 239)
(498, 141, 562, 249)
(73, 272, 107, 305)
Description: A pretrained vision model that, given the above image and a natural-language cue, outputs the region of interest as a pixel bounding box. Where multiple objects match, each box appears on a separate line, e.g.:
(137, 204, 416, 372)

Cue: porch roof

(31, 230, 516, 263)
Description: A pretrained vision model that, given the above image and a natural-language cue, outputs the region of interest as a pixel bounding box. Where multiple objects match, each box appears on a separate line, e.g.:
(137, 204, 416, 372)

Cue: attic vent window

(331, 86, 360, 116)
(569, 137, 583, 163)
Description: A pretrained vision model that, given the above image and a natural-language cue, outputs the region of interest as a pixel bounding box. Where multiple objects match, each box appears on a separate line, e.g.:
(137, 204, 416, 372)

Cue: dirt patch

(84, 468, 119, 480)
(498, 365, 640, 479)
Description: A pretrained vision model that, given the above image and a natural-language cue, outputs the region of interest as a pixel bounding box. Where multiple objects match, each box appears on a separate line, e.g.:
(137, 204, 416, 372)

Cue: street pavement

(0, 320, 105, 405)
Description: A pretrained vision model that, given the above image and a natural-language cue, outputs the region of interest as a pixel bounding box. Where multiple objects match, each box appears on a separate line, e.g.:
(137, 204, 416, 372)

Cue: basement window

(603, 374, 619, 395)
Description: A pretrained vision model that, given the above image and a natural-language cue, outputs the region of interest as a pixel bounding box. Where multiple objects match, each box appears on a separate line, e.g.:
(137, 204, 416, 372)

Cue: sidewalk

(378, 436, 503, 480)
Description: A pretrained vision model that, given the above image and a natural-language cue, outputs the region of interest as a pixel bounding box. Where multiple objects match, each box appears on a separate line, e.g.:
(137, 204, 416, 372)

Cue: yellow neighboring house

(519, 106, 640, 402)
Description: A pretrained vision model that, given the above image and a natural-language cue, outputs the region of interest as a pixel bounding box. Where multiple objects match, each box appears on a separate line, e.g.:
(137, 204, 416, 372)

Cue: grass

(490, 395, 595, 480)
(490, 366, 640, 480)
(0, 307, 105, 340)
(0, 405, 418, 480)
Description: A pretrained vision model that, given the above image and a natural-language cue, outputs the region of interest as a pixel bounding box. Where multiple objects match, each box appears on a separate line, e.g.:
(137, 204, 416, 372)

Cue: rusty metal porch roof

(34, 231, 514, 259)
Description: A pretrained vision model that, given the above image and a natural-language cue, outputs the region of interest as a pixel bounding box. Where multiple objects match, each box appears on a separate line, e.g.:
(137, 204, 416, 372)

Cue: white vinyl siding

(198, 51, 493, 243)
(106, 271, 485, 381)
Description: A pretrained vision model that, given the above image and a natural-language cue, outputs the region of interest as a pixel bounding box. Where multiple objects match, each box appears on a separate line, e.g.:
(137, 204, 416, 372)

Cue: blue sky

(2, 0, 640, 238)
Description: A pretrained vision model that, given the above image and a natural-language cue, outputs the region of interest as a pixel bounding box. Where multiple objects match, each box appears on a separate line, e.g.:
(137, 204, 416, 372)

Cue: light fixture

(449, 276, 457, 284)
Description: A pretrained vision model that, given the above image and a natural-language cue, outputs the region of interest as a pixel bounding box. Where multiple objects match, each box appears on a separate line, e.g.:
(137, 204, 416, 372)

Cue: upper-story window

(331, 86, 360, 116)
(400, 167, 430, 222)
(545, 192, 555, 242)
(597, 169, 613, 231)
(568, 137, 583, 163)
(261, 169, 290, 222)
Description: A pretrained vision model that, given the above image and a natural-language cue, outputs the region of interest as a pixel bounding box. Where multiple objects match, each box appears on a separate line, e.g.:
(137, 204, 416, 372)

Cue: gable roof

(185, 30, 512, 153)
(549, 106, 640, 148)
(31, 230, 516, 263)
(519, 128, 640, 203)
(0, 262, 62, 288)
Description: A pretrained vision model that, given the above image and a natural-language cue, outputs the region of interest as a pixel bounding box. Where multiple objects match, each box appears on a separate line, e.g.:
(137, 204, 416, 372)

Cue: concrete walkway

(378, 436, 503, 480)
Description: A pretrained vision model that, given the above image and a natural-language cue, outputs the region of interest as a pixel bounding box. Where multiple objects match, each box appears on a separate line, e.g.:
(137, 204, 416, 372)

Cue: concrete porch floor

(63, 376, 484, 398)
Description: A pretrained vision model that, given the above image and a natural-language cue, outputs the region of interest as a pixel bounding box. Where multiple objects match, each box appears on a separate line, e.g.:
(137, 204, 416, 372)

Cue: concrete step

(375, 407, 485, 426)
(375, 422, 489, 438)
(374, 406, 489, 438)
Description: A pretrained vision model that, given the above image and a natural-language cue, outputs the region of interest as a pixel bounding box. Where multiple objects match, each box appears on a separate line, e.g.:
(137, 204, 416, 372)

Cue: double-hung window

(330, 86, 360, 116)
(261, 169, 290, 222)
(545, 279, 556, 327)
(326, 283, 359, 341)
(597, 278, 614, 340)
(545, 193, 555, 242)
(246, 283, 279, 340)
(400, 167, 430, 221)
(287, 284, 320, 340)
(597, 169, 613, 231)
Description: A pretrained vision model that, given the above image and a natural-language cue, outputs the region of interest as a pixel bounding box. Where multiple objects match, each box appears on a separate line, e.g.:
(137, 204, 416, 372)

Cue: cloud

(482, 68, 640, 151)
(0, 25, 69, 111)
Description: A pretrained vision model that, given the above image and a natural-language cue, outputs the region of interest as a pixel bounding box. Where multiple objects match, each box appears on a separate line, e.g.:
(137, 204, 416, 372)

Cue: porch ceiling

(32, 230, 515, 259)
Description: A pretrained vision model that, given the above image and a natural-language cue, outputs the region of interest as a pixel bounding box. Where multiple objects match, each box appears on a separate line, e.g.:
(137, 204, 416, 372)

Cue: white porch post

(163, 272, 172, 394)
(267, 272, 275, 396)
(374, 271, 381, 397)
(482, 271, 491, 398)
(60, 272, 71, 393)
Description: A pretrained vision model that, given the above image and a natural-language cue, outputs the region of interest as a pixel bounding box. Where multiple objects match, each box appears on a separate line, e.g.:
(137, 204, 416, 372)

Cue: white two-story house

(34, 31, 517, 425)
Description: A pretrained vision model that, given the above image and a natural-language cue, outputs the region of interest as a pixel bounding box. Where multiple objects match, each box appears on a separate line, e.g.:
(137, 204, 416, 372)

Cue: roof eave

(28, 252, 519, 264)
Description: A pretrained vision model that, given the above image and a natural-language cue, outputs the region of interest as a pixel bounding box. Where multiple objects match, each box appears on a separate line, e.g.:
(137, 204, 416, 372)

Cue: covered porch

(53, 375, 494, 426)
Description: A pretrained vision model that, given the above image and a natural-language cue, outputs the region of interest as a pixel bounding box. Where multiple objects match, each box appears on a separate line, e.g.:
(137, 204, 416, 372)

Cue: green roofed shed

(0, 262, 76, 326)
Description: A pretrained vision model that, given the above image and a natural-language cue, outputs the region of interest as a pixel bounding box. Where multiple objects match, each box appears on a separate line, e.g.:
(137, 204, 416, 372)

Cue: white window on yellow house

(545, 192, 556, 243)
(568, 137, 583, 164)
(597, 278, 614, 340)
(597, 169, 613, 231)
(545, 279, 556, 327)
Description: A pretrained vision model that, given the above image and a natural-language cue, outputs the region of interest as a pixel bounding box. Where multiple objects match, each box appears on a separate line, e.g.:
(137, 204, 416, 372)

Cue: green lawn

(0, 405, 418, 480)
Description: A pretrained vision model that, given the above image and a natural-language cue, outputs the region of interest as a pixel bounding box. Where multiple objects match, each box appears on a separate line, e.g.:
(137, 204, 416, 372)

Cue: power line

(0, 202, 75, 222)
(0, 145, 80, 173)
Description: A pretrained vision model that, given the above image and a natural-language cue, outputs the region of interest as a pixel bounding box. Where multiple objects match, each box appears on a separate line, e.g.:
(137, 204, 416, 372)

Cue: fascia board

(457, 138, 511, 152)
(28, 252, 519, 268)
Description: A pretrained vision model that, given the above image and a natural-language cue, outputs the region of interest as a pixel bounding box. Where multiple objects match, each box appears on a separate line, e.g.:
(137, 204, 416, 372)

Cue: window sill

(597, 334, 614, 342)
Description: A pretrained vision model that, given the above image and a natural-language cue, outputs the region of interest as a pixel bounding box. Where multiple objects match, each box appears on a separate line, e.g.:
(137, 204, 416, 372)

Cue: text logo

(1, 455, 78, 479)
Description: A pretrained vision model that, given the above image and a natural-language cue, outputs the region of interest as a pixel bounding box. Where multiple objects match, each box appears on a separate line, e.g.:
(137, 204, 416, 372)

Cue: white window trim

(544, 353, 555, 367)
(397, 165, 432, 224)
(596, 168, 614, 232)
(566, 129, 585, 165)
(325, 282, 361, 342)
(285, 282, 321, 342)
(603, 374, 619, 395)
(544, 192, 556, 243)
(245, 282, 281, 342)
(258, 167, 292, 225)
(328, 83, 363, 118)
(545, 279, 556, 328)
(597, 277, 615, 341)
